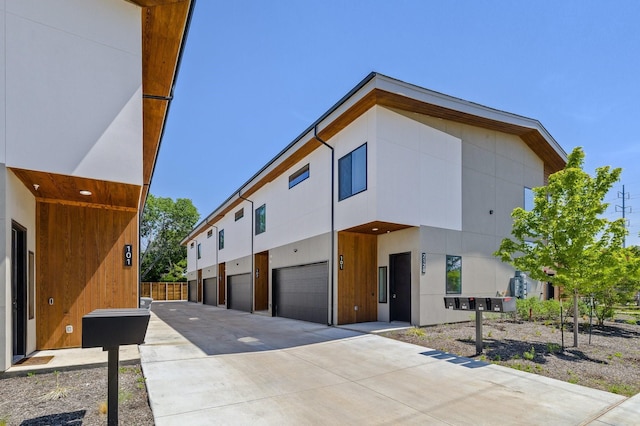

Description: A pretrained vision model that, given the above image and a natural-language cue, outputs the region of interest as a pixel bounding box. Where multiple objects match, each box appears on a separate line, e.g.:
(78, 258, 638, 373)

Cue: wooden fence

(140, 282, 188, 301)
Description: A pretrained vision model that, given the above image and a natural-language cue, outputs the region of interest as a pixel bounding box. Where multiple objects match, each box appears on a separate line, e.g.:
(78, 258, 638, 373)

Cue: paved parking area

(140, 301, 638, 425)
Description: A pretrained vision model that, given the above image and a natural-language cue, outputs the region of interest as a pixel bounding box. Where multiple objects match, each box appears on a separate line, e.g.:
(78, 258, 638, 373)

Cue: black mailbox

(458, 297, 476, 310)
(489, 297, 516, 313)
(82, 309, 150, 349)
(476, 298, 492, 311)
(444, 297, 459, 310)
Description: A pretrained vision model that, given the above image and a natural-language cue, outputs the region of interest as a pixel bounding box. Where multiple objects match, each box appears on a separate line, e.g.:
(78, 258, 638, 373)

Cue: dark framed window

(446, 255, 462, 294)
(235, 208, 244, 221)
(207, 229, 213, 238)
(289, 164, 310, 189)
(338, 143, 367, 201)
(255, 204, 266, 235)
(378, 266, 388, 303)
(197, 243, 201, 259)
(218, 229, 224, 250)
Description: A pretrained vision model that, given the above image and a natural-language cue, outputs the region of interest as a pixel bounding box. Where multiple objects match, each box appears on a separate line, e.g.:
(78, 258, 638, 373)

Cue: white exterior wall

(376, 107, 462, 230)
(333, 109, 378, 230)
(4, 0, 142, 184)
(2, 170, 36, 371)
(254, 149, 332, 252)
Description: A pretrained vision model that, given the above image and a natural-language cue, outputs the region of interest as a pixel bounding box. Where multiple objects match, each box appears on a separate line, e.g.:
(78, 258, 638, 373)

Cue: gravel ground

(381, 317, 640, 397)
(0, 363, 153, 426)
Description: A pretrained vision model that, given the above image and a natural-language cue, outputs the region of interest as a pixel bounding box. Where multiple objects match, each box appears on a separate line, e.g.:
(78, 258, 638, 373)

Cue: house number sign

(124, 244, 133, 267)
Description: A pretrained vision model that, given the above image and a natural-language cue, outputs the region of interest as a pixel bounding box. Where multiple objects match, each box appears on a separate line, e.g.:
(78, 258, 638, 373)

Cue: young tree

(141, 194, 199, 282)
(494, 147, 627, 347)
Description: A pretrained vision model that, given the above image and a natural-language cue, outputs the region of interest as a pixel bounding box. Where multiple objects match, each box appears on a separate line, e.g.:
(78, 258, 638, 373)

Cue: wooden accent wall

(218, 262, 226, 304)
(337, 232, 377, 324)
(254, 251, 269, 311)
(36, 202, 138, 349)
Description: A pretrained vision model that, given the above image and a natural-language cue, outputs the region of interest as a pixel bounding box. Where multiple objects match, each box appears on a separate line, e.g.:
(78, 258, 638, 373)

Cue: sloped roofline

(181, 72, 567, 244)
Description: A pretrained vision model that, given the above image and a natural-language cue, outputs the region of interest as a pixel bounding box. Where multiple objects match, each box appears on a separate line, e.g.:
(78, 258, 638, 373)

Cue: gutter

(314, 126, 335, 326)
(182, 71, 378, 244)
(143, 0, 198, 211)
(238, 191, 254, 313)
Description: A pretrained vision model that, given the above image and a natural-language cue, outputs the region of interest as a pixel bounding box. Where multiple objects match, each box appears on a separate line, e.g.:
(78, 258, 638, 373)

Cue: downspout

(238, 191, 254, 313)
(314, 126, 335, 326)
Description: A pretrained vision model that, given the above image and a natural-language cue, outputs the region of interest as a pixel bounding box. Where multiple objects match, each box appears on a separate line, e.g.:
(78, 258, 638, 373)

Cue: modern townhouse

(182, 73, 567, 327)
(1, 0, 194, 371)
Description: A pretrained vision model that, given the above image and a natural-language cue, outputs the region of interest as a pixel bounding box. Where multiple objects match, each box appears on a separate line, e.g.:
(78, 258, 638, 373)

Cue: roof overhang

(13, 0, 194, 211)
(182, 72, 568, 244)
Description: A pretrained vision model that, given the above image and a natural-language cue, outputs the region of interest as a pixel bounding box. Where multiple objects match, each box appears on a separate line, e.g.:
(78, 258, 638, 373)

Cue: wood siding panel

(254, 251, 269, 311)
(337, 232, 377, 324)
(36, 202, 138, 349)
(218, 263, 226, 304)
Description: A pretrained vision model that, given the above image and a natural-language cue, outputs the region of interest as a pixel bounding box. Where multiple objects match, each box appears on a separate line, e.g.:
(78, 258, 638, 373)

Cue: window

(255, 204, 266, 235)
(197, 243, 201, 259)
(235, 208, 244, 221)
(378, 266, 388, 303)
(524, 187, 534, 211)
(338, 143, 367, 201)
(289, 164, 310, 189)
(446, 255, 462, 294)
(207, 229, 213, 238)
(218, 229, 224, 250)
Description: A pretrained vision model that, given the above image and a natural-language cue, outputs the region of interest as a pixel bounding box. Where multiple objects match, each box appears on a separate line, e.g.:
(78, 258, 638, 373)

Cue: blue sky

(152, 0, 640, 246)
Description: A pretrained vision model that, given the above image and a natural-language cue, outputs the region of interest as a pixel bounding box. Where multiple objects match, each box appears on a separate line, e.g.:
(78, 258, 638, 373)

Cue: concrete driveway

(139, 301, 638, 425)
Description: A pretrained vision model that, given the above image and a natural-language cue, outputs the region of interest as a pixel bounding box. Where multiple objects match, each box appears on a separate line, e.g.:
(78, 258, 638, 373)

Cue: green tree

(588, 246, 640, 325)
(141, 194, 199, 282)
(494, 147, 627, 347)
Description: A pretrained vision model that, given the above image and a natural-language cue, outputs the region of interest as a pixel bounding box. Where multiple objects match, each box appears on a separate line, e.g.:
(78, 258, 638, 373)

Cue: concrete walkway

(139, 302, 639, 425)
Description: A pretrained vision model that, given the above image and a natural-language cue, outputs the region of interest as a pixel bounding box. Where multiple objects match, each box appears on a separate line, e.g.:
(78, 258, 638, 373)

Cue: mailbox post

(82, 309, 150, 426)
(443, 296, 516, 354)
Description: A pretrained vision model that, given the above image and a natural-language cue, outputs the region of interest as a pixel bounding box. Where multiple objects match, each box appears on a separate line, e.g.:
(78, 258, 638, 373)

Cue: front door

(11, 222, 28, 362)
(389, 252, 411, 322)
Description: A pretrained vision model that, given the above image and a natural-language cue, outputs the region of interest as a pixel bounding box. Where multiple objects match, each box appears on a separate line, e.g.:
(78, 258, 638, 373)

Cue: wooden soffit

(316, 88, 567, 174)
(138, 0, 192, 205)
(11, 168, 140, 211)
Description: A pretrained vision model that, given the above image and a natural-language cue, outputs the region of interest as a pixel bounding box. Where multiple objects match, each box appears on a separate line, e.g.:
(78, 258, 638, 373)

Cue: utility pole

(616, 185, 632, 247)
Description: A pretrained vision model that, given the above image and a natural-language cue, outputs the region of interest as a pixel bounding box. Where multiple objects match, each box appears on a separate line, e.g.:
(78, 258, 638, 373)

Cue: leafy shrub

(516, 298, 561, 321)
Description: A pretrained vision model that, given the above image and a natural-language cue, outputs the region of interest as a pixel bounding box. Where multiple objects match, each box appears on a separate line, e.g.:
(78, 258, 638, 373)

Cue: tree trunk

(573, 290, 579, 347)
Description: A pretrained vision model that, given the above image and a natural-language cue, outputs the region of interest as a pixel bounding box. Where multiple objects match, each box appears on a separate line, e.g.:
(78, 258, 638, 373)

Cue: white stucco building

(183, 73, 567, 327)
(1, 0, 194, 372)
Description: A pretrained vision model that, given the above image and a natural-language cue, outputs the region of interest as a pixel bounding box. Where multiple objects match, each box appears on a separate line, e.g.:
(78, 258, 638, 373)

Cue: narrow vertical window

(197, 243, 201, 259)
(255, 204, 266, 235)
(338, 143, 367, 201)
(219, 230, 224, 250)
(446, 255, 462, 294)
(378, 266, 388, 303)
(524, 187, 534, 211)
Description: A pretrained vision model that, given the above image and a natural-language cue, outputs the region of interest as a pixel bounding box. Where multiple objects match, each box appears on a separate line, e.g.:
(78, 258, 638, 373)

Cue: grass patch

(406, 327, 426, 338)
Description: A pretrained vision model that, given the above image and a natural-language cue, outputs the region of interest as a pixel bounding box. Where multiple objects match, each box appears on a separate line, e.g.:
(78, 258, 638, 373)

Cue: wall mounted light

(79, 190, 92, 196)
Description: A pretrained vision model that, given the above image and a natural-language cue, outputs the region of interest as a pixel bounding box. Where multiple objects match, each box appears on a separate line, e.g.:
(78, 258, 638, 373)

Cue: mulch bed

(381, 318, 640, 396)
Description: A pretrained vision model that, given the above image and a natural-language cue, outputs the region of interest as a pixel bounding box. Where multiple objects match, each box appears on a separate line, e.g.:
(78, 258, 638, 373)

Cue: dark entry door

(11, 222, 27, 361)
(390, 252, 411, 322)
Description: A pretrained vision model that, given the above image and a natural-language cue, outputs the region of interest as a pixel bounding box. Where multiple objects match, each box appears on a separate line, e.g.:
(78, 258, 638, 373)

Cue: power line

(616, 184, 632, 247)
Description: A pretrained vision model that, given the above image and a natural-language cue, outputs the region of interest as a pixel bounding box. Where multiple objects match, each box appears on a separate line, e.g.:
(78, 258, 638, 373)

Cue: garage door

(203, 278, 217, 306)
(188, 280, 197, 302)
(273, 262, 328, 324)
(228, 273, 251, 312)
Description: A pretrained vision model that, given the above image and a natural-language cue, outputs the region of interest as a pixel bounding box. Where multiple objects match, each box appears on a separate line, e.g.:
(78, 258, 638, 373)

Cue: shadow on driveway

(149, 301, 362, 356)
